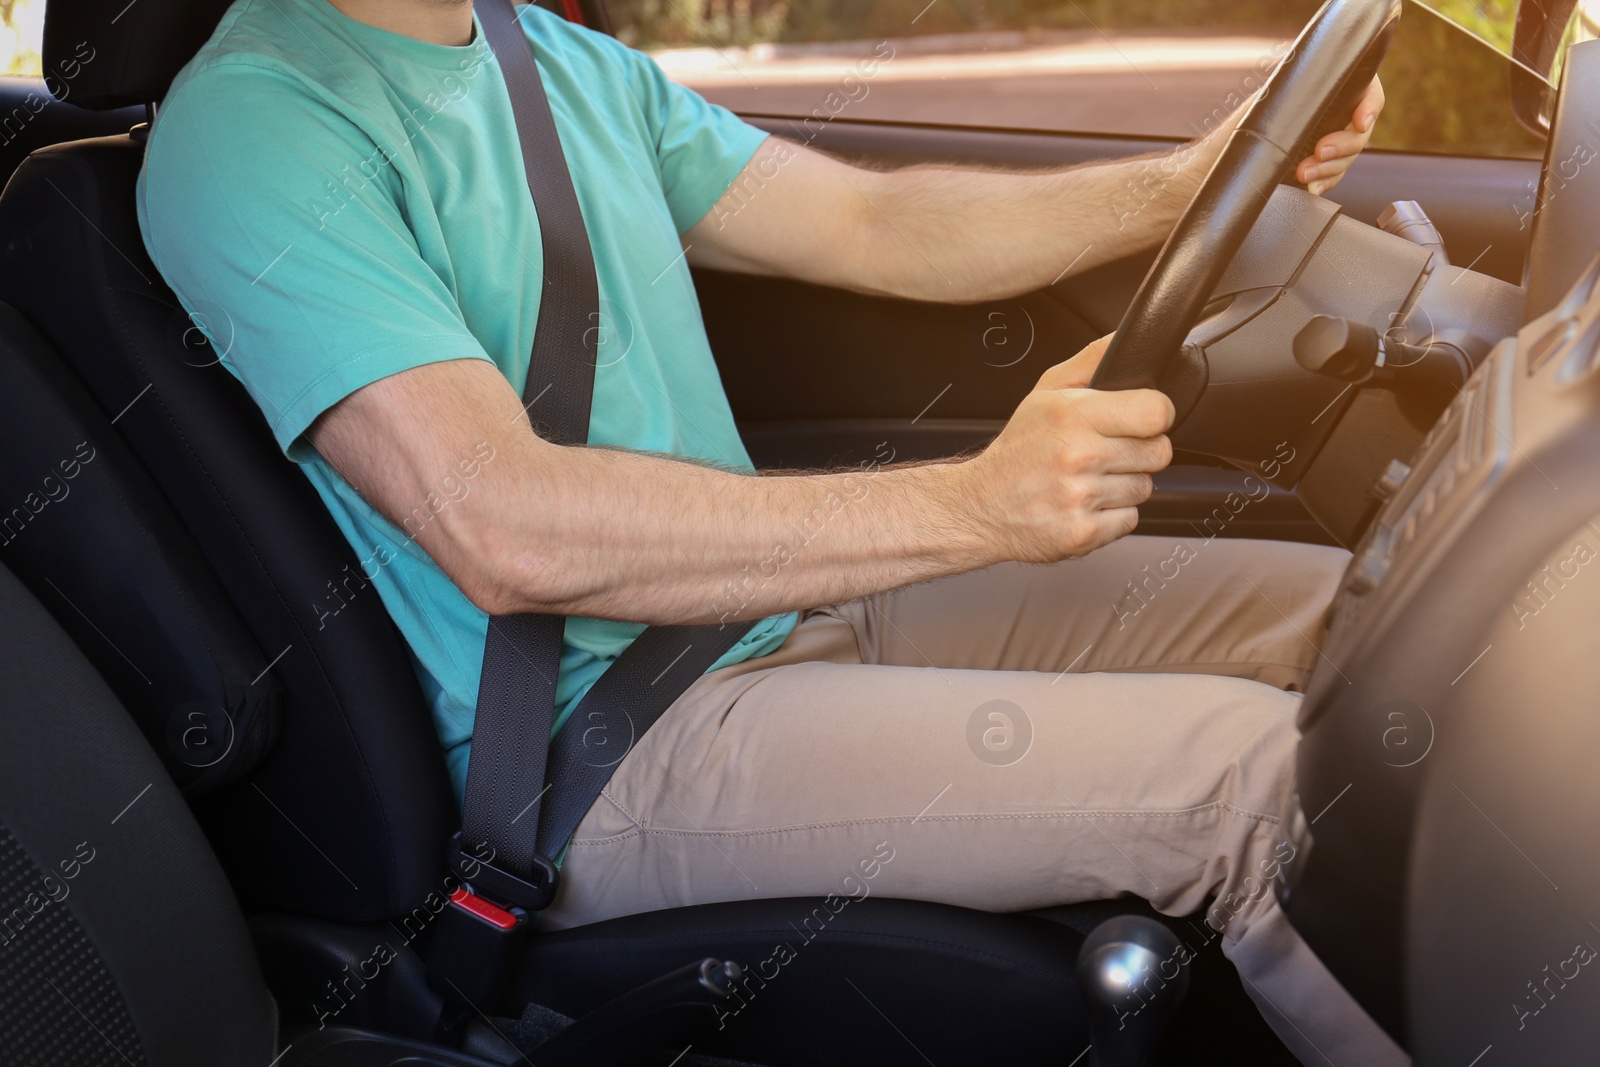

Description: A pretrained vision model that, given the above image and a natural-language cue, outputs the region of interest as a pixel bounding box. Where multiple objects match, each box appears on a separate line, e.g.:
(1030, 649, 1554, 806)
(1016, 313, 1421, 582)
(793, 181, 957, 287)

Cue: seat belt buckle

(427, 883, 532, 1012)
(426, 832, 558, 1012)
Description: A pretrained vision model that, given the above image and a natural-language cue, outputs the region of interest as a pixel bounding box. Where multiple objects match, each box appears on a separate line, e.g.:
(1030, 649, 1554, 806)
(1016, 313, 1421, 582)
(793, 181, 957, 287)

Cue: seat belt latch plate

(448, 830, 560, 912)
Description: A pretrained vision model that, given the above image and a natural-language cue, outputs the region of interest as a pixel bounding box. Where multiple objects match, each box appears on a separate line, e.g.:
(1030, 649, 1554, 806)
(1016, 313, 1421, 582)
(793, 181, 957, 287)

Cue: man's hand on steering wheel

(961, 335, 1175, 563)
(1296, 76, 1386, 196)
(1194, 76, 1385, 200)
(975, 63, 1380, 559)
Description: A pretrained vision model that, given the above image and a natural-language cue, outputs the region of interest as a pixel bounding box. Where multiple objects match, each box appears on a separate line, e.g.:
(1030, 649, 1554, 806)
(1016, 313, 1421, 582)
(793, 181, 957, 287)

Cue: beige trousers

(543, 535, 1406, 1066)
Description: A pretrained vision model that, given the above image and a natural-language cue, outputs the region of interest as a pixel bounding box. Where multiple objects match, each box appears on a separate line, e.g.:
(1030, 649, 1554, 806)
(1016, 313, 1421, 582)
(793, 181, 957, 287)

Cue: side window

(1549, 0, 1600, 104)
(608, 0, 1543, 158)
(1377, 0, 1542, 157)
(0, 0, 43, 77)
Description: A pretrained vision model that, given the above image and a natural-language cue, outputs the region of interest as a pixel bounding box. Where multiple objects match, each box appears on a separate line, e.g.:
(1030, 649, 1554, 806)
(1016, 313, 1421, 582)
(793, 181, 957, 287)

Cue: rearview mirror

(1512, 0, 1581, 133)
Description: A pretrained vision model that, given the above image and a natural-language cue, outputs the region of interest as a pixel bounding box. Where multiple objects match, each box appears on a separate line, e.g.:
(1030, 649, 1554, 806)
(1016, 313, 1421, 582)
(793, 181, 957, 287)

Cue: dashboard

(1280, 41, 1600, 1063)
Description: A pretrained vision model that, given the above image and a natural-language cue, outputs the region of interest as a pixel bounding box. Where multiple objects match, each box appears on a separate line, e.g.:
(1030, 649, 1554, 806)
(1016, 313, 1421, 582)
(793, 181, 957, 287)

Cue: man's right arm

(307, 336, 1174, 624)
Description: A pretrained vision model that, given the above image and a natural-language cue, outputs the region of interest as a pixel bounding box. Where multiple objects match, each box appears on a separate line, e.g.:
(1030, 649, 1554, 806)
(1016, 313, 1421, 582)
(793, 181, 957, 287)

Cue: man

(138, 0, 1398, 1061)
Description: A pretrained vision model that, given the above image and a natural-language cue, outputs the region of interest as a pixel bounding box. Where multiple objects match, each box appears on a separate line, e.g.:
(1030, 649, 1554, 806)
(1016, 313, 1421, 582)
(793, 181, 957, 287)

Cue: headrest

(44, 0, 236, 111)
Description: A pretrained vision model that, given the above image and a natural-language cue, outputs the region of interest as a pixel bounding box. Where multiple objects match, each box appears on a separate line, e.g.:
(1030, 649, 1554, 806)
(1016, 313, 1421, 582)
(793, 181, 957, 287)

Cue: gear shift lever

(1077, 916, 1189, 1067)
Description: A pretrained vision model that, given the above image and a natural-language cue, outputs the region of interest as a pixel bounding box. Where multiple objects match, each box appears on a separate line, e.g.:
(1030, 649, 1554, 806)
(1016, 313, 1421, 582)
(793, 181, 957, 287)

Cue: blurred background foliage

(611, 0, 1515, 52)
(0, 0, 1550, 155)
(0, 0, 42, 76)
(612, 0, 1545, 155)
(1378, 0, 1543, 154)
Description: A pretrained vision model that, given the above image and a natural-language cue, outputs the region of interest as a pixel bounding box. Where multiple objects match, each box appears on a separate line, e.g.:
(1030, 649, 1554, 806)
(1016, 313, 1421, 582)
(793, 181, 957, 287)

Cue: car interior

(2, 0, 1598, 1063)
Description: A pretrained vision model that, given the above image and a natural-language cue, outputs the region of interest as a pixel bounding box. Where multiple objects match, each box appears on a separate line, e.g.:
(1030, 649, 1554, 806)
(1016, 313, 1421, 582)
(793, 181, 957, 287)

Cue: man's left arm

(686, 79, 1384, 304)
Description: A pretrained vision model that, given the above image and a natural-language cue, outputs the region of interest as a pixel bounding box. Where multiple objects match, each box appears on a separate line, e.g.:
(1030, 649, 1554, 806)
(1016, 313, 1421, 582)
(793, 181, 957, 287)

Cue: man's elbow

(454, 565, 527, 619)
(423, 508, 555, 617)
(451, 548, 569, 619)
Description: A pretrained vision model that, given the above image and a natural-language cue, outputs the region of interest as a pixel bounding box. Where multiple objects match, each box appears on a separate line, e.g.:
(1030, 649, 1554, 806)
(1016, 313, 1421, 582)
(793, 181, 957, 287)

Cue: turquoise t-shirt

(137, 0, 797, 799)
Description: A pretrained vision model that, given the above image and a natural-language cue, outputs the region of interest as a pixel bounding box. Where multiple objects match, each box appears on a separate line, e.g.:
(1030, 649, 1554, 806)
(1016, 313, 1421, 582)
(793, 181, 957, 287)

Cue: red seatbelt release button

(448, 886, 519, 931)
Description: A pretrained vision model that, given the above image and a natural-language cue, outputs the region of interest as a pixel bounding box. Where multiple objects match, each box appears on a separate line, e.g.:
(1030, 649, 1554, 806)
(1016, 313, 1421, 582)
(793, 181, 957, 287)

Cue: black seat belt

(449, 0, 756, 931)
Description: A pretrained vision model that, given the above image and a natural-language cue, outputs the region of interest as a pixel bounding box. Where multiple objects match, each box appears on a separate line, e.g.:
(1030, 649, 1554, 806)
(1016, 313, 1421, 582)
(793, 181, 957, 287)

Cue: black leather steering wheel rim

(1089, 0, 1402, 422)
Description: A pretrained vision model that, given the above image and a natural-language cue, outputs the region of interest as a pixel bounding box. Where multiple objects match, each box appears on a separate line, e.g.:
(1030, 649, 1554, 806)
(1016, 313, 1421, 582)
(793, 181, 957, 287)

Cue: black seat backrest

(0, 558, 278, 1067)
(0, 0, 456, 921)
(0, 300, 282, 796)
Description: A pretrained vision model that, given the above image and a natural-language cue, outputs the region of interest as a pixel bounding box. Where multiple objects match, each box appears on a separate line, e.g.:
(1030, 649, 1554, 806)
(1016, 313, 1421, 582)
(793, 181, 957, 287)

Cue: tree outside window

(0, 0, 42, 77)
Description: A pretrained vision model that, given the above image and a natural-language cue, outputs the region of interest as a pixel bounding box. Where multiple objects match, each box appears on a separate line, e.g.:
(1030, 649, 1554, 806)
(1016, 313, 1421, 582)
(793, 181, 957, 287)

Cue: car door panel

(740, 416, 1332, 543)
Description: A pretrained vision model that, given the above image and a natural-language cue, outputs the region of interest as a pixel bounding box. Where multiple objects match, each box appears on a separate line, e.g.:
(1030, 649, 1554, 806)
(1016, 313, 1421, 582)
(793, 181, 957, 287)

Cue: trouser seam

(597, 784, 644, 827)
(571, 799, 1280, 848)
(1092, 659, 1313, 673)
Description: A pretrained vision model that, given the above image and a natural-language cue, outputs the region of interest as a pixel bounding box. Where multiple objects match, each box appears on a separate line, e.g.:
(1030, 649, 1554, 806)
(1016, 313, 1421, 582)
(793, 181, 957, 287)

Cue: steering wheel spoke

(1090, 0, 1402, 421)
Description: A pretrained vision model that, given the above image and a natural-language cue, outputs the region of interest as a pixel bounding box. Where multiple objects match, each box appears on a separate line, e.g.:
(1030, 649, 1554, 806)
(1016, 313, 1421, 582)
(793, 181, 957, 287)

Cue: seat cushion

(0, 561, 278, 1066)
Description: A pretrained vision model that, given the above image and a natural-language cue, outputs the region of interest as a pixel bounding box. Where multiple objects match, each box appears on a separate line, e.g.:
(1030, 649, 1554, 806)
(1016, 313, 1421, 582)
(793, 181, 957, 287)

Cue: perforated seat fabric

(0, 561, 278, 1066)
(0, 824, 149, 1066)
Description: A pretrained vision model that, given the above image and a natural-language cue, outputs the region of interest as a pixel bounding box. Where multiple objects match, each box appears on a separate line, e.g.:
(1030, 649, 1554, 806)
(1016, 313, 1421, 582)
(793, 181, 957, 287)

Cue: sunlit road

(652, 30, 1293, 138)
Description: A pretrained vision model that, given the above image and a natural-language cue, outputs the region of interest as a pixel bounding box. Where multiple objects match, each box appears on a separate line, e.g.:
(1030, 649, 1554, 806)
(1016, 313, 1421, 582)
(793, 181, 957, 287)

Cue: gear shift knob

(1077, 916, 1189, 1067)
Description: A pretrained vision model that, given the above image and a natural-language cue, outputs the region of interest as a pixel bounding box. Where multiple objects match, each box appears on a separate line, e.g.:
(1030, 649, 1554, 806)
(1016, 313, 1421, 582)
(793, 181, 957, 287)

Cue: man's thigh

(851, 535, 1350, 688)
(542, 609, 1303, 932)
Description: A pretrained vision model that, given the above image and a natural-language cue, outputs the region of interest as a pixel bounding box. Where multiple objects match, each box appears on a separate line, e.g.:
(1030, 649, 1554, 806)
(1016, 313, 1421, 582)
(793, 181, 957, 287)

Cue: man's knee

(1209, 681, 1302, 820)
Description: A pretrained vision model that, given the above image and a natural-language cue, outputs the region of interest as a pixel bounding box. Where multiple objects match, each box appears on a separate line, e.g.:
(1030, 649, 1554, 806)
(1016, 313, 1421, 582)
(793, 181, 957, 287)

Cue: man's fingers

(1300, 137, 1364, 195)
(1056, 386, 1175, 439)
(1100, 433, 1173, 475)
(1302, 154, 1357, 196)
(1078, 506, 1142, 555)
(1354, 75, 1386, 133)
(1299, 132, 1365, 179)
(1092, 473, 1157, 509)
(1294, 77, 1384, 193)
(1312, 149, 1358, 175)
(1311, 128, 1367, 164)
(1314, 155, 1356, 182)
(1036, 332, 1115, 391)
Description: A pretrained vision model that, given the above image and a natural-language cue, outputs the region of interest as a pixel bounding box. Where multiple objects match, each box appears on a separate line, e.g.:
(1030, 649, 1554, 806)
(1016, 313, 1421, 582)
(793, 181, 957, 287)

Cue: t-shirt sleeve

(607, 39, 768, 233)
(138, 60, 493, 462)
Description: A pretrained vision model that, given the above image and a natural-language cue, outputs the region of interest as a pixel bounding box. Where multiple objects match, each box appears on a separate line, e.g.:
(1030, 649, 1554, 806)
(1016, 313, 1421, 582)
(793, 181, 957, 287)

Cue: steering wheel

(1090, 0, 1402, 421)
